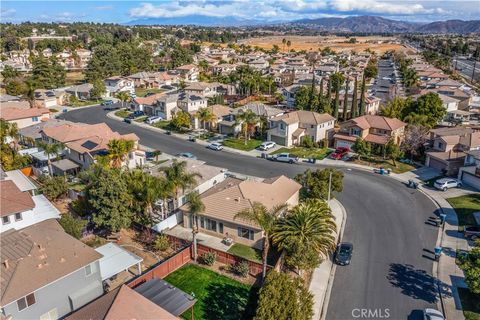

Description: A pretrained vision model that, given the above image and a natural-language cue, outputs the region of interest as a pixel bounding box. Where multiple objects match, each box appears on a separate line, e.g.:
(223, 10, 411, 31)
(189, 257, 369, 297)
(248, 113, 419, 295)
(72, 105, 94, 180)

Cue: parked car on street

(258, 141, 276, 151)
(422, 308, 445, 320)
(330, 147, 350, 160)
(207, 142, 223, 151)
(433, 178, 462, 191)
(177, 152, 197, 160)
(334, 242, 353, 266)
(464, 226, 480, 240)
(101, 100, 113, 106)
(145, 116, 163, 124)
(271, 153, 299, 164)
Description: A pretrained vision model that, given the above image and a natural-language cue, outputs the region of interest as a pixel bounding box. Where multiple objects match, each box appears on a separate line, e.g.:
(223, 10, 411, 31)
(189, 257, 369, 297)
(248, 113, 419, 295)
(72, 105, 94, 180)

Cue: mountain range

(126, 15, 480, 33)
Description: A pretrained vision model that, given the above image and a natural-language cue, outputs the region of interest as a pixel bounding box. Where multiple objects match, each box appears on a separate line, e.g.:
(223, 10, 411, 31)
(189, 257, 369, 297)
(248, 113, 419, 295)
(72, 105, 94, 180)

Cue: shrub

(58, 213, 87, 239)
(70, 198, 89, 216)
(200, 252, 217, 266)
(233, 261, 250, 277)
(39, 175, 68, 200)
(154, 234, 170, 252)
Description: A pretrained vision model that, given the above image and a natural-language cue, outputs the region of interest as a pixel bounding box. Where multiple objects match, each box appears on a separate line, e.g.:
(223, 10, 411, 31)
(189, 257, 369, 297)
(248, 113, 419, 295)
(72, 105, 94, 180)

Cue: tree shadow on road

(387, 263, 452, 303)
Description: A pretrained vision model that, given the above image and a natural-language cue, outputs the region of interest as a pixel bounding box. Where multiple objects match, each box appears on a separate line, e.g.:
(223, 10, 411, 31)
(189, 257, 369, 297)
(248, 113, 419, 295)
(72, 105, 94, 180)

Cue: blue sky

(1, 1, 479, 24)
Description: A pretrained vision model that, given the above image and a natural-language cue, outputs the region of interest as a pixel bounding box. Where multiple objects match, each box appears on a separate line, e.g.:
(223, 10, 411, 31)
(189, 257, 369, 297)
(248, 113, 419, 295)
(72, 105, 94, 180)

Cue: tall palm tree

(196, 107, 215, 130)
(107, 139, 134, 168)
(272, 199, 337, 274)
(116, 91, 130, 108)
(235, 202, 288, 280)
(235, 109, 258, 144)
(186, 191, 205, 262)
(159, 160, 202, 210)
(282, 38, 286, 52)
(37, 141, 64, 175)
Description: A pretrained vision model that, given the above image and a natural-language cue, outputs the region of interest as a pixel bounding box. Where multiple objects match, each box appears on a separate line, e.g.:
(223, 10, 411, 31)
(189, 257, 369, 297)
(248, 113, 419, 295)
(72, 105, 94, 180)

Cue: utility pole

(327, 171, 332, 202)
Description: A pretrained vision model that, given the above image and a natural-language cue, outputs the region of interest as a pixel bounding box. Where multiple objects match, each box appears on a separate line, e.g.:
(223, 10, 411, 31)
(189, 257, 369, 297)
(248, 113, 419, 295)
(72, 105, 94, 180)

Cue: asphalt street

(454, 58, 480, 82)
(61, 107, 439, 320)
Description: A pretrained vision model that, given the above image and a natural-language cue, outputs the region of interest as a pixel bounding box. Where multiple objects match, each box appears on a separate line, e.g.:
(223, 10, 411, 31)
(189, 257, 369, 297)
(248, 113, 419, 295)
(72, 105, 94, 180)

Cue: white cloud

(1, 8, 16, 18)
(329, 0, 442, 15)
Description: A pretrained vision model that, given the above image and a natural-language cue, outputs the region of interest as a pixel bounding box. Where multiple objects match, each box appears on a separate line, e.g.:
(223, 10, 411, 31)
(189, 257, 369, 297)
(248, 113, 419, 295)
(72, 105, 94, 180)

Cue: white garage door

(461, 172, 480, 191)
(335, 140, 354, 149)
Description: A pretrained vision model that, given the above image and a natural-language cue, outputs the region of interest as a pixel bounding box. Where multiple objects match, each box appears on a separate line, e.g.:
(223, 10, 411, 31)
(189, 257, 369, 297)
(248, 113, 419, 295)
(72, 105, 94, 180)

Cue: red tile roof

(0, 180, 35, 217)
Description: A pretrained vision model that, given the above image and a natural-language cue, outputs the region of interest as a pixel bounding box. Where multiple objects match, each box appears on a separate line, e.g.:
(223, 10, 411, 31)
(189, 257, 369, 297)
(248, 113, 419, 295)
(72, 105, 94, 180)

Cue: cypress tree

(334, 78, 340, 119)
(319, 77, 324, 98)
(342, 77, 349, 121)
(351, 76, 358, 118)
(359, 73, 366, 116)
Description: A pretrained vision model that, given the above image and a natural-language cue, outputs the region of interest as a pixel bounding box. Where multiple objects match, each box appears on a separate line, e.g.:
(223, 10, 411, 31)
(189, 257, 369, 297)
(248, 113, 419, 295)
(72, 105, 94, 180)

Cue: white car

(271, 153, 299, 164)
(433, 178, 462, 191)
(145, 116, 163, 124)
(207, 142, 223, 151)
(423, 308, 445, 320)
(258, 141, 276, 151)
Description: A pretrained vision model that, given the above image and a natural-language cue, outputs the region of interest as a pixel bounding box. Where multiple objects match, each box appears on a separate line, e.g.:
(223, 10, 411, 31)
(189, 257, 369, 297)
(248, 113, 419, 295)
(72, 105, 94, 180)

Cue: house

(41, 123, 144, 171)
(64, 285, 178, 320)
(151, 93, 180, 120)
(180, 175, 301, 249)
(104, 76, 135, 97)
(0, 178, 60, 233)
(211, 63, 237, 75)
(282, 84, 303, 107)
(267, 110, 336, 147)
(19, 119, 76, 147)
(0, 102, 50, 129)
(425, 127, 480, 176)
(334, 115, 406, 149)
(457, 150, 480, 190)
(132, 93, 166, 114)
(65, 84, 94, 100)
(0, 220, 103, 320)
(184, 82, 220, 98)
(175, 64, 199, 82)
(199, 104, 233, 130)
(34, 89, 58, 108)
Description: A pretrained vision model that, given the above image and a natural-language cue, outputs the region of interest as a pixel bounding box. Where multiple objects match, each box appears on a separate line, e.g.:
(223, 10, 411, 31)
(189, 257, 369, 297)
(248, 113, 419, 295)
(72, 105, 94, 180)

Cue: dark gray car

(335, 242, 353, 266)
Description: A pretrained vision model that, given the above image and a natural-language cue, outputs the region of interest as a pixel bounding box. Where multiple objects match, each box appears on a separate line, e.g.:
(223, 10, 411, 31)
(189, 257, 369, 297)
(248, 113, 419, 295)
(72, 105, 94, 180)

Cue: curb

(319, 199, 348, 320)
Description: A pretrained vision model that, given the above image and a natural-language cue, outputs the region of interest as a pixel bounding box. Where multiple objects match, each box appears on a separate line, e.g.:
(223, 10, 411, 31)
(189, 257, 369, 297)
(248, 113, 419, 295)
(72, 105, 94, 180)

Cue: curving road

(61, 107, 439, 320)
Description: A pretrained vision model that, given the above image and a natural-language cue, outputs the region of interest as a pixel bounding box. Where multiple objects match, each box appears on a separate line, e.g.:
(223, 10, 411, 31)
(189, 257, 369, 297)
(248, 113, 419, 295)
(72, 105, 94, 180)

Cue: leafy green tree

(196, 107, 215, 130)
(405, 92, 446, 128)
(186, 191, 205, 262)
(31, 55, 66, 89)
(380, 97, 411, 119)
(235, 202, 287, 280)
(272, 199, 337, 274)
(352, 138, 371, 160)
(330, 72, 345, 119)
(364, 60, 378, 79)
(385, 139, 403, 165)
(1, 65, 20, 80)
(294, 86, 313, 110)
(59, 213, 87, 239)
(116, 91, 130, 108)
(117, 41, 153, 75)
(154, 234, 170, 252)
(5, 79, 28, 96)
(85, 44, 122, 81)
(295, 168, 344, 200)
(401, 124, 428, 160)
(88, 167, 133, 233)
(255, 271, 313, 320)
(39, 175, 68, 201)
(171, 111, 191, 131)
(91, 79, 106, 100)
(235, 109, 259, 144)
(107, 138, 134, 168)
(458, 242, 480, 294)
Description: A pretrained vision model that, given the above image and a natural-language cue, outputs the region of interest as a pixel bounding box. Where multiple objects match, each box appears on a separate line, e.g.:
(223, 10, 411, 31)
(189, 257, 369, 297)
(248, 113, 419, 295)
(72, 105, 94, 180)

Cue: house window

(2, 216, 10, 225)
(280, 123, 285, 130)
(351, 129, 361, 136)
(438, 142, 444, 149)
(85, 264, 92, 276)
(310, 125, 314, 129)
(237, 227, 254, 240)
(219, 222, 224, 234)
(32, 117, 39, 122)
(14, 213, 22, 221)
(200, 217, 205, 229)
(16, 293, 36, 311)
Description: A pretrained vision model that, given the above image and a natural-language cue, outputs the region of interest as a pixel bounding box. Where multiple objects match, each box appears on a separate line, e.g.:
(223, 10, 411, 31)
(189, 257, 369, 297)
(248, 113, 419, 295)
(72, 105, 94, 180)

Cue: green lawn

(114, 110, 130, 118)
(353, 158, 417, 174)
(222, 138, 263, 151)
(272, 147, 333, 160)
(70, 99, 105, 107)
(134, 116, 147, 123)
(164, 264, 257, 320)
(458, 288, 480, 320)
(135, 88, 164, 97)
(227, 244, 262, 263)
(152, 120, 172, 130)
(446, 194, 480, 227)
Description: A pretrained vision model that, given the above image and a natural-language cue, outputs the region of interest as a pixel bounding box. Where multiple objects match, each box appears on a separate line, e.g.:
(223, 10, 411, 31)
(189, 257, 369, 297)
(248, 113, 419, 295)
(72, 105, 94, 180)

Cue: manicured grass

(228, 244, 262, 263)
(458, 288, 480, 320)
(135, 88, 164, 97)
(272, 147, 333, 160)
(152, 120, 172, 130)
(222, 138, 263, 151)
(164, 264, 257, 320)
(353, 158, 416, 174)
(446, 194, 480, 227)
(134, 116, 147, 123)
(114, 110, 130, 118)
(70, 99, 105, 107)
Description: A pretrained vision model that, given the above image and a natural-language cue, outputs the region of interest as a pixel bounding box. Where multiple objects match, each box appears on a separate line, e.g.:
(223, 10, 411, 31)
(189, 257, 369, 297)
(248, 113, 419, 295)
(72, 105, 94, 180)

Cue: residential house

(181, 175, 301, 248)
(211, 63, 237, 76)
(151, 93, 180, 120)
(132, 93, 166, 114)
(34, 90, 58, 108)
(0, 102, 50, 129)
(19, 119, 76, 147)
(338, 94, 381, 117)
(65, 84, 94, 100)
(104, 76, 135, 97)
(184, 82, 220, 98)
(268, 110, 336, 147)
(281, 84, 303, 107)
(175, 64, 199, 82)
(0, 220, 103, 320)
(0, 178, 60, 233)
(458, 150, 480, 190)
(334, 115, 406, 149)
(425, 127, 480, 176)
(199, 104, 233, 130)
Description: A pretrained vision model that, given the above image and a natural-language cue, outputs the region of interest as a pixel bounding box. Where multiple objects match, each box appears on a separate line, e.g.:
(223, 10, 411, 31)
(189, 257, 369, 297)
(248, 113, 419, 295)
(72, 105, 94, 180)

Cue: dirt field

(238, 35, 407, 54)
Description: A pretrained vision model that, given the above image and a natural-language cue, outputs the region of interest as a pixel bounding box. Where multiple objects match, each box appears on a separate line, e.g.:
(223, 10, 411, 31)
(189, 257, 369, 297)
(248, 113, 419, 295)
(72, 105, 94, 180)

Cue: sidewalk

(310, 199, 347, 320)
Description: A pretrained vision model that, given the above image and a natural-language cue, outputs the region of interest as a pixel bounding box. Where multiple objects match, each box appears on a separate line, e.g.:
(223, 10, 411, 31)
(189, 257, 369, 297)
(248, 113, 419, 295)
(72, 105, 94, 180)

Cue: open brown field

(238, 35, 407, 54)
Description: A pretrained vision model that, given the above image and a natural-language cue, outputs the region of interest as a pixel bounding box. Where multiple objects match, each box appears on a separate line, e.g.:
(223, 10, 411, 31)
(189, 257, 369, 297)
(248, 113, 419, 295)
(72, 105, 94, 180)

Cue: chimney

(3, 260, 9, 269)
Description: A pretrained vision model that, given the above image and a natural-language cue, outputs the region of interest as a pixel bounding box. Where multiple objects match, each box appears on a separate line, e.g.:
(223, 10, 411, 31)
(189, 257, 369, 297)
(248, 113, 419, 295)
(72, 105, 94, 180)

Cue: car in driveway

(334, 243, 353, 266)
(177, 152, 197, 160)
(433, 178, 462, 191)
(258, 141, 276, 151)
(330, 147, 350, 160)
(464, 226, 480, 240)
(423, 308, 444, 320)
(145, 116, 163, 124)
(270, 153, 299, 164)
(207, 142, 223, 151)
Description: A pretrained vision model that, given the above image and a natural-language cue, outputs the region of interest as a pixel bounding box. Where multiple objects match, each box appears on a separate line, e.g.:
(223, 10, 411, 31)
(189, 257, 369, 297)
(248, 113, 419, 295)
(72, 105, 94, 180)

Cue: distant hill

(416, 19, 480, 33)
(293, 16, 415, 33)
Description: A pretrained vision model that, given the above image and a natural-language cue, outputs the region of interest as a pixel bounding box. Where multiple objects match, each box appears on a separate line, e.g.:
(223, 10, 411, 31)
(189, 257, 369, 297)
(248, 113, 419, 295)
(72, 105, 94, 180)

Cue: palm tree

(159, 160, 202, 210)
(235, 202, 287, 280)
(286, 40, 292, 51)
(116, 91, 130, 108)
(282, 38, 287, 52)
(186, 191, 205, 262)
(107, 139, 134, 168)
(196, 107, 215, 130)
(37, 141, 64, 175)
(235, 109, 259, 144)
(272, 199, 337, 274)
